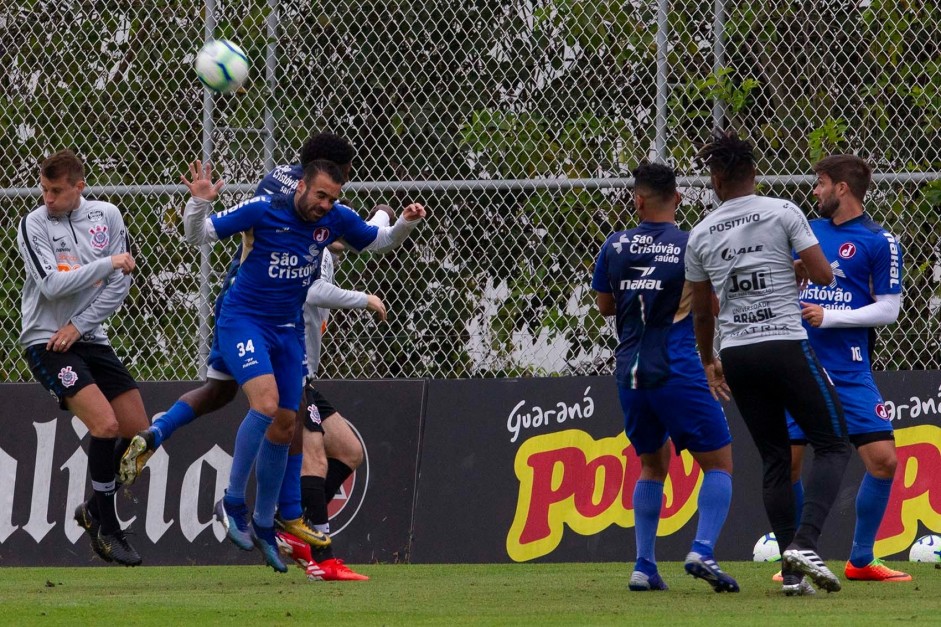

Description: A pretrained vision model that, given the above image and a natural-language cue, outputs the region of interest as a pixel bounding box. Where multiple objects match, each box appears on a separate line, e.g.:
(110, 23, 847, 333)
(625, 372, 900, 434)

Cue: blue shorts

(206, 257, 241, 380)
(617, 374, 732, 455)
(216, 314, 304, 412)
(788, 370, 891, 441)
(206, 330, 232, 380)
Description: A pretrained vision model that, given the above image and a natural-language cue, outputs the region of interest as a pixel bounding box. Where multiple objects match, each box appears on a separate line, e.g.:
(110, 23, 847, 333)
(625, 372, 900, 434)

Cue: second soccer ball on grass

(752, 532, 782, 562)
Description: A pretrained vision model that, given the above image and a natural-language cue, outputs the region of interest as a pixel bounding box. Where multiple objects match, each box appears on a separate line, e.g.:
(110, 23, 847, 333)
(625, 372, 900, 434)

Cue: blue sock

(253, 437, 290, 529)
(633, 480, 664, 573)
(692, 470, 732, 557)
(849, 473, 894, 567)
(277, 453, 304, 520)
(150, 401, 197, 448)
(225, 409, 273, 503)
(793, 479, 805, 529)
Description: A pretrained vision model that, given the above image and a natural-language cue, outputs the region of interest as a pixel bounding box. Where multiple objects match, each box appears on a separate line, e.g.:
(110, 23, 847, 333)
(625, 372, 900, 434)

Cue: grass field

(1, 561, 938, 625)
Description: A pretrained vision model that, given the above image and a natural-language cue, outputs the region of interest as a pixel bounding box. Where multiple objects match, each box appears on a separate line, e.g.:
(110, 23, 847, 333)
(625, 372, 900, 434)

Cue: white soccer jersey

(685, 194, 818, 348)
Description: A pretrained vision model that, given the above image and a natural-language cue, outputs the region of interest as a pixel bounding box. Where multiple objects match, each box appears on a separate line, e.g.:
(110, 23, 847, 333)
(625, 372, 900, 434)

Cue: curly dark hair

(698, 130, 755, 185)
(299, 132, 356, 168)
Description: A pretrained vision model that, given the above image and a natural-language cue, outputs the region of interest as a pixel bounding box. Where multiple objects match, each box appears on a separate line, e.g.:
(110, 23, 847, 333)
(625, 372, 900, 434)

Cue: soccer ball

(909, 534, 941, 563)
(752, 532, 781, 562)
(194, 39, 249, 93)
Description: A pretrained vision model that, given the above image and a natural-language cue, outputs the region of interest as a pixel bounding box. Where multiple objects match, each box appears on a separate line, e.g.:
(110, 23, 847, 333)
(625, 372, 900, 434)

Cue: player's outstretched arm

(333, 204, 395, 255)
(180, 160, 225, 246)
(305, 280, 387, 321)
(361, 202, 427, 254)
(306, 279, 368, 310)
(801, 293, 901, 329)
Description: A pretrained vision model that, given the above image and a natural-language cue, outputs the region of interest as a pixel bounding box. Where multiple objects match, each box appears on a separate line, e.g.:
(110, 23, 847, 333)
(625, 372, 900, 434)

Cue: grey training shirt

(685, 194, 818, 348)
(17, 198, 131, 347)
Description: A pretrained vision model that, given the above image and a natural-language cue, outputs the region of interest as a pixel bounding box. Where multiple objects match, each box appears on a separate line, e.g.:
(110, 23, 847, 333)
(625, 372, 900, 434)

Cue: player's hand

(366, 294, 387, 321)
(704, 360, 731, 401)
(181, 160, 224, 201)
(110, 252, 136, 275)
(47, 323, 81, 353)
(800, 301, 825, 327)
(794, 259, 809, 290)
(402, 203, 426, 222)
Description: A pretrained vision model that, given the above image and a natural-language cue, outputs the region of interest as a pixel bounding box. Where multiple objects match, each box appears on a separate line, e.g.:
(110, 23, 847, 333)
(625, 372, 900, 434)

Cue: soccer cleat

(317, 558, 369, 581)
(772, 570, 783, 582)
(274, 514, 331, 549)
(628, 570, 668, 591)
(783, 548, 841, 592)
(96, 529, 142, 566)
(275, 530, 313, 569)
(782, 573, 816, 596)
(684, 551, 740, 593)
(799, 578, 817, 595)
(73, 503, 112, 563)
(844, 559, 912, 582)
(118, 430, 155, 486)
(214, 497, 253, 551)
(305, 560, 327, 581)
(251, 521, 288, 573)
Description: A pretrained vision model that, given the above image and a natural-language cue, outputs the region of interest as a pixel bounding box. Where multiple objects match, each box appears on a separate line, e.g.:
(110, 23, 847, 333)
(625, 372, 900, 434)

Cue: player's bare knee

(323, 414, 363, 468)
(638, 453, 670, 480)
(302, 433, 328, 476)
(866, 454, 897, 479)
(86, 416, 120, 439)
(342, 443, 364, 470)
(267, 422, 294, 445)
(250, 398, 280, 418)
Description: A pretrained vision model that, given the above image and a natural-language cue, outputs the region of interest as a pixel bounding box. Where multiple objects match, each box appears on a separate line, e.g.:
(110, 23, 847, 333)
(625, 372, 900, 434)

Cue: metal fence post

(654, 0, 669, 163)
(198, 0, 217, 380)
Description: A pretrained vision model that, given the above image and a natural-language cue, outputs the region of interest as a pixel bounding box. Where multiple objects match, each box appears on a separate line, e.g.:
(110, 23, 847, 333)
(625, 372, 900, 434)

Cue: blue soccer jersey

(210, 194, 378, 326)
(798, 214, 903, 372)
(255, 164, 304, 196)
(592, 222, 703, 388)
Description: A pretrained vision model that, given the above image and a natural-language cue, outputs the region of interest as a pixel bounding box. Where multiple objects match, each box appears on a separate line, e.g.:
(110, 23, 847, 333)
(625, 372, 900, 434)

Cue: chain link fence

(1, 1, 939, 382)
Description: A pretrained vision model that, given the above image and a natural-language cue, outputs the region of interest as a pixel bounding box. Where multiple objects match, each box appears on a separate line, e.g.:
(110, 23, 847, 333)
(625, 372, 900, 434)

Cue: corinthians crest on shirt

(89, 224, 109, 250)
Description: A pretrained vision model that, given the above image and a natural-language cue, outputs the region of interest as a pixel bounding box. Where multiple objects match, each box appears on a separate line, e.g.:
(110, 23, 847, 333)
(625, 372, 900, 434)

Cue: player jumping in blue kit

(787, 154, 910, 583)
(592, 163, 738, 593)
(179, 158, 425, 571)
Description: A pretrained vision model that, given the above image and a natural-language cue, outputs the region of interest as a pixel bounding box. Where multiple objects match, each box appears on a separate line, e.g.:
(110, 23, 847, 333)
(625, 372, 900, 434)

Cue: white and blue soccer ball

(194, 39, 249, 93)
(908, 534, 941, 563)
(752, 532, 781, 562)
